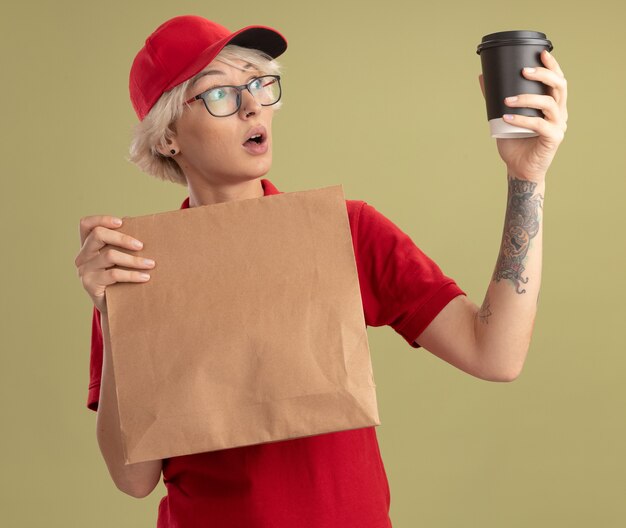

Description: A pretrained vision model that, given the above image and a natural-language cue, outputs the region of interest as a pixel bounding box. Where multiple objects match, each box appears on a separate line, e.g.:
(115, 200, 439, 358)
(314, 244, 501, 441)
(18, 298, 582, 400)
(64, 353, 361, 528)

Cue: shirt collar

(179, 179, 282, 210)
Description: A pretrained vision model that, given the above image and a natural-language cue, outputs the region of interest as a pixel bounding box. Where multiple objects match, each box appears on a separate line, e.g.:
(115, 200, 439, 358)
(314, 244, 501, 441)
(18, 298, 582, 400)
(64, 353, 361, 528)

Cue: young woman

(74, 15, 568, 528)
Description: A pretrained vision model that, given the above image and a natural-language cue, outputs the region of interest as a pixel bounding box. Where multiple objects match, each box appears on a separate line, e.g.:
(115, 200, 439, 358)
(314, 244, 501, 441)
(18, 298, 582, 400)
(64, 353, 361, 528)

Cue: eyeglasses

(184, 75, 282, 117)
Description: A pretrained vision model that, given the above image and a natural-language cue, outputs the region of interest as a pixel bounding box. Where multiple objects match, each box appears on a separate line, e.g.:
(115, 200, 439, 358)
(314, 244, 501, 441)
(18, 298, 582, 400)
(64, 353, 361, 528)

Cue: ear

(155, 136, 181, 157)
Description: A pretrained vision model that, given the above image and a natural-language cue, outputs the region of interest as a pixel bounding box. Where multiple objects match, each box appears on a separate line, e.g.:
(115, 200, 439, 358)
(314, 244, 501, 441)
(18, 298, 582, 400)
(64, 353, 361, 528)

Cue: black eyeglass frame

(184, 75, 282, 117)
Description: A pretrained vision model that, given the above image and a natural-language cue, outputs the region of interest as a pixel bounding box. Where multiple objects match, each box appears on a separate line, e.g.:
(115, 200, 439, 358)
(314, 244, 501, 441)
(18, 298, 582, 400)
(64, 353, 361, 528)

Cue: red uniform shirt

(87, 178, 466, 527)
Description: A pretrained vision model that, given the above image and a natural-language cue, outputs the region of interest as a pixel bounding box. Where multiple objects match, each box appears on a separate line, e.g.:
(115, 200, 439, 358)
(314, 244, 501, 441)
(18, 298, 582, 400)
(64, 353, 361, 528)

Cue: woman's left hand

(478, 49, 568, 183)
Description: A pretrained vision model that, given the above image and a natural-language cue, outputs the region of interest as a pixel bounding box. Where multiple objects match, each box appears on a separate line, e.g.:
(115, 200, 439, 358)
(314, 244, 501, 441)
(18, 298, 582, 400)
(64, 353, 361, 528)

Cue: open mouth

(242, 126, 268, 154)
(243, 133, 266, 146)
(242, 125, 268, 147)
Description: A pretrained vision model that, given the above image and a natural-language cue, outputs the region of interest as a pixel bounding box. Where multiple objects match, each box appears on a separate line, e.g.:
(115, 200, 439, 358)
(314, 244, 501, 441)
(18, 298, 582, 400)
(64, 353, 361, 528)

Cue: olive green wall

(2, 0, 624, 526)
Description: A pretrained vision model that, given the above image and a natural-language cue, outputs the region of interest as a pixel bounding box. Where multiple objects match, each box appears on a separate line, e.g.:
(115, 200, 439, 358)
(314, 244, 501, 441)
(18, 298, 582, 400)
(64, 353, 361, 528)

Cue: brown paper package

(106, 185, 380, 464)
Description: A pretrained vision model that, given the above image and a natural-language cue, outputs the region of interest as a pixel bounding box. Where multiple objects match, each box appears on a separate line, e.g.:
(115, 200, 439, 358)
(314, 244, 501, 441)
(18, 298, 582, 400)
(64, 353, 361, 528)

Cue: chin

(250, 154, 273, 177)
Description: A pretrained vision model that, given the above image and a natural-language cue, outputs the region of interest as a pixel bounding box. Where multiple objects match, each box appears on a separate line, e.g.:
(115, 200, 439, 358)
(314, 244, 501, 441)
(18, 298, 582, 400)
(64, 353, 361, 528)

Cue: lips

(242, 125, 269, 155)
(242, 125, 267, 146)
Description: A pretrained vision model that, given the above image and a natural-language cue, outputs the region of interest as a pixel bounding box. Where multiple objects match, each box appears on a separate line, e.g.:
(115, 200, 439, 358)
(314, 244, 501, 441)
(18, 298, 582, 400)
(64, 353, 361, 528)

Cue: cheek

(200, 130, 229, 155)
(179, 117, 231, 154)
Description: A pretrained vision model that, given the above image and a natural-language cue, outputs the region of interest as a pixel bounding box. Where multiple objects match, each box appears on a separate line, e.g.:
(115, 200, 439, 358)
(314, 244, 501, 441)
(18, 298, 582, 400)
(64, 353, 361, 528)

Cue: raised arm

(415, 50, 567, 381)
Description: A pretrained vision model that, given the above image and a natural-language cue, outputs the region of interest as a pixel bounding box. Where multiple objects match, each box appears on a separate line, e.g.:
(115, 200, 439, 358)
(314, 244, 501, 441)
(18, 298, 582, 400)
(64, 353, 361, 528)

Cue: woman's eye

(250, 79, 263, 90)
(208, 88, 227, 101)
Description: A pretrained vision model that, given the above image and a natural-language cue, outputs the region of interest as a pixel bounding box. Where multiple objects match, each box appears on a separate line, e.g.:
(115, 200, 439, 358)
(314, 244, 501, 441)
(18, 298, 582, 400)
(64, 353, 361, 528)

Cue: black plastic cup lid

(476, 30, 553, 54)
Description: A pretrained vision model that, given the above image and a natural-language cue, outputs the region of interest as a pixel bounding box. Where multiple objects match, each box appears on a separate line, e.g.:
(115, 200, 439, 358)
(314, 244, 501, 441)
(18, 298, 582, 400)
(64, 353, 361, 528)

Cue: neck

(187, 178, 264, 207)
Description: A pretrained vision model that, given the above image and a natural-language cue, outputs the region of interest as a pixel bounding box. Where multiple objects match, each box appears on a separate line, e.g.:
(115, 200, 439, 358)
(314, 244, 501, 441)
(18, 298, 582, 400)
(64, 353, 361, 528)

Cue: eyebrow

(192, 62, 256, 86)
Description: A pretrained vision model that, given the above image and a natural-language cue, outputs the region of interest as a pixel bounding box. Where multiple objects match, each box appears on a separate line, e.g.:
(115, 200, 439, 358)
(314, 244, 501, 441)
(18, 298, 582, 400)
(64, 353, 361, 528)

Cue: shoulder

(344, 199, 393, 224)
(345, 199, 367, 216)
(343, 199, 410, 242)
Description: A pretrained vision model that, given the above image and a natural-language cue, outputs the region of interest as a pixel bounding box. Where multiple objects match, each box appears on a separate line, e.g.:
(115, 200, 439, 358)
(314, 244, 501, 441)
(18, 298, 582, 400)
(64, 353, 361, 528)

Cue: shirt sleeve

(87, 305, 103, 412)
(353, 201, 466, 349)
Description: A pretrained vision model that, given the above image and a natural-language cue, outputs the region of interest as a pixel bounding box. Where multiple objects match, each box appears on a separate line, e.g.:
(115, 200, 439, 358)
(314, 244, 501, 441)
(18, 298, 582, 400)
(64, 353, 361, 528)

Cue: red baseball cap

(129, 15, 288, 121)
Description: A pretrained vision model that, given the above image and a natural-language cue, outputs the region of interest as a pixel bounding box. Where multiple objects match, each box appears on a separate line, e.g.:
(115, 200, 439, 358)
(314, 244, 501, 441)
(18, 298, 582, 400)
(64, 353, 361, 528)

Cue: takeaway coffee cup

(476, 30, 553, 138)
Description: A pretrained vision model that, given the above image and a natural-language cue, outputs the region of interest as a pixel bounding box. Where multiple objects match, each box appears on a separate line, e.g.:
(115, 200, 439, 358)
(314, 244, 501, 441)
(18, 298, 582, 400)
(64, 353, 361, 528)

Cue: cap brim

(227, 25, 288, 59)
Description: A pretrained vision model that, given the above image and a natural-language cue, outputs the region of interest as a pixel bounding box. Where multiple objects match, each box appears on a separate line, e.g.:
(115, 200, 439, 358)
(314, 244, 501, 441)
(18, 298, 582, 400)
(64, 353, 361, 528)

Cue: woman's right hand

(74, 215, 156, 314)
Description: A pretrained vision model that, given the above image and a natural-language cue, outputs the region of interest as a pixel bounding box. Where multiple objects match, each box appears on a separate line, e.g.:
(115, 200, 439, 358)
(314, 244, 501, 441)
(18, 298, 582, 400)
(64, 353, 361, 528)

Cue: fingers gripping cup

(477, 30, 553, 138)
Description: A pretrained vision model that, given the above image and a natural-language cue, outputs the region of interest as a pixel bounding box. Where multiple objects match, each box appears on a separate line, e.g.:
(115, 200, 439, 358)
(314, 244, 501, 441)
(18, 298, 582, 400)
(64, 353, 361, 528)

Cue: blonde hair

(127, 44, 283, 186)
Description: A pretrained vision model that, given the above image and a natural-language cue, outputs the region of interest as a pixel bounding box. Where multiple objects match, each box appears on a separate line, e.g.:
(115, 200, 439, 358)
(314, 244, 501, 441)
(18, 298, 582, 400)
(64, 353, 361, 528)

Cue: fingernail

(139, 273, 151, 281)
(143, 258, 155, 266)
(503, 114, 515, 121)
(133, 240, 143, 248)
(524, 67, 536, 73)
(112, 218, 122, 226)
(505, 96, 518, 103)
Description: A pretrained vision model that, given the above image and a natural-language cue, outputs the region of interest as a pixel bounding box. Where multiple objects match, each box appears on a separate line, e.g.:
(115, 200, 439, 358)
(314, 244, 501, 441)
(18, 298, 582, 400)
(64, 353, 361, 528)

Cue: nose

(239, 87, 261, 118)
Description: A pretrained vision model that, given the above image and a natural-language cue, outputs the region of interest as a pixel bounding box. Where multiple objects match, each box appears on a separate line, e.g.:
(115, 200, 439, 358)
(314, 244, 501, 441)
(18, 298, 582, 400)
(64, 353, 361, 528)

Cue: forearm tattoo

(492, 177, 544, 294)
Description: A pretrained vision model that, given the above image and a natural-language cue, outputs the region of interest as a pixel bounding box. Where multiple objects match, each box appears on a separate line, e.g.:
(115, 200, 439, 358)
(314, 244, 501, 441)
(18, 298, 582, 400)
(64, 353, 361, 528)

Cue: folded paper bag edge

(116, 183, 346, 226)
(124, 385, 381, 464)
